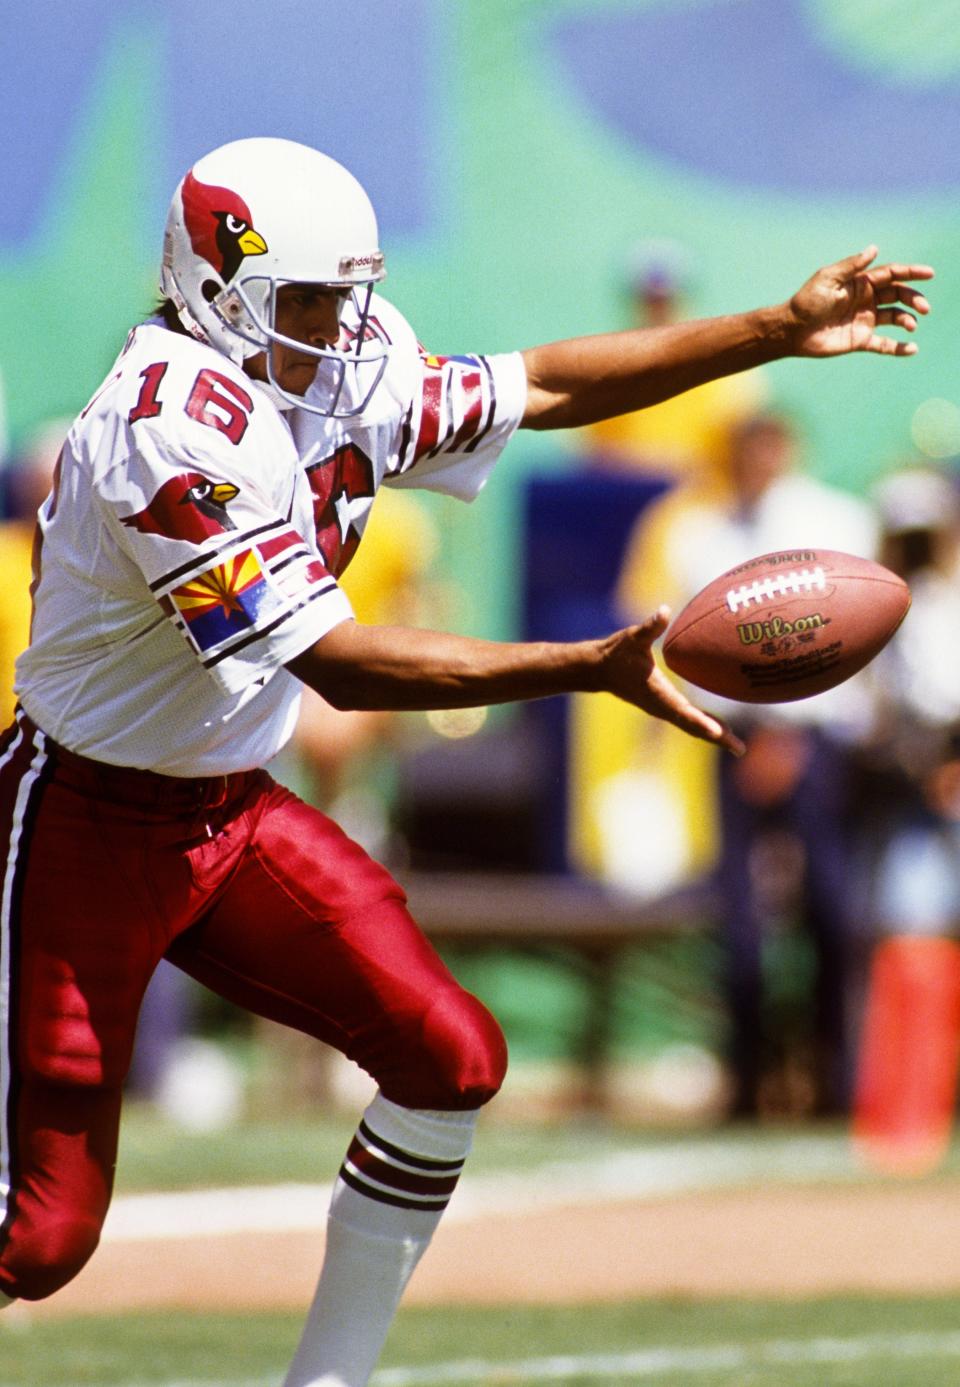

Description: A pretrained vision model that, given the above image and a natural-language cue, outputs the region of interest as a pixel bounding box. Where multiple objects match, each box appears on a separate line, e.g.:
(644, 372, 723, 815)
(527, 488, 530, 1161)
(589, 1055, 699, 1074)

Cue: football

(661, 548, 911, 704)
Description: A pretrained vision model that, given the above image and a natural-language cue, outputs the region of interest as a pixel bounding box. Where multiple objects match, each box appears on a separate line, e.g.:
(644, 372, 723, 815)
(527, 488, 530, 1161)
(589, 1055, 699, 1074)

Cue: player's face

(246, 283, 350, 395)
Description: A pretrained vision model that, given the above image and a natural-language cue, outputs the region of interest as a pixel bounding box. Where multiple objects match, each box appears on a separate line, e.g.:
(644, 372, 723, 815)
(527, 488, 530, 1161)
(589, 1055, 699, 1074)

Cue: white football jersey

(291, 293, 527, 559)
(16, 295, 527, 775)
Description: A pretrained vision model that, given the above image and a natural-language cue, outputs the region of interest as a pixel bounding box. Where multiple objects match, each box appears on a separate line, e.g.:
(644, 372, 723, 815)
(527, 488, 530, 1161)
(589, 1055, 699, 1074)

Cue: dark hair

(149, 298, 186, 333)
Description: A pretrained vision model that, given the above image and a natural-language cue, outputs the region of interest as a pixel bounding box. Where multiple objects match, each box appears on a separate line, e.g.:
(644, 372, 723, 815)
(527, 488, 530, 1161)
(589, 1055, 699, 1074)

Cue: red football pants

(0, 714, 506, 1300)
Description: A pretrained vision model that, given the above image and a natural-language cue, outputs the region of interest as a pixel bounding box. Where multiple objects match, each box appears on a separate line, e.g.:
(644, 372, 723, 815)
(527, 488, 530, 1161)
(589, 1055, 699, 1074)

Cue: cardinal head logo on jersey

(181, 171, 268, 284)
(121, 472, 239, 543)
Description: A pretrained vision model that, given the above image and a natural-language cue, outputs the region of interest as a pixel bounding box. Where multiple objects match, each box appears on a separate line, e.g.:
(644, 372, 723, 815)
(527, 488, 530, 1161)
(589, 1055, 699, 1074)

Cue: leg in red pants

(168, 780, 506, 1111)
(0, 718, 505, 1307)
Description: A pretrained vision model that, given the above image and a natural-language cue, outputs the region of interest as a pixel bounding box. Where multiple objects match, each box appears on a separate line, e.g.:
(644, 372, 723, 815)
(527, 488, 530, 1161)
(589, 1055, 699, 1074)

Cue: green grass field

(4, 1108, 960, 1386)
(112, 1100, 960, 1193)
(5, 1296, 960, 1386)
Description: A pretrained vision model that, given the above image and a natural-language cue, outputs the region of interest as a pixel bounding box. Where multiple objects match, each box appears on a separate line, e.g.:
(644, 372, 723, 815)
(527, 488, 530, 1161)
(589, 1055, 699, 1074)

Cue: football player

(0, 137, 932, 1386)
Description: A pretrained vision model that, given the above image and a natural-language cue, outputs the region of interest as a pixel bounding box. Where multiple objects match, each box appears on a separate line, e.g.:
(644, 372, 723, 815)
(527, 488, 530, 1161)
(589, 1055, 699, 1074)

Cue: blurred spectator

(574, 239, 766, 482)
(851, 464, 960, 1171)
(567, 243, 767, 884)
(859, 464, 960, 938)
(0, 418, 67, 725)
(617, 412, 879, 1117)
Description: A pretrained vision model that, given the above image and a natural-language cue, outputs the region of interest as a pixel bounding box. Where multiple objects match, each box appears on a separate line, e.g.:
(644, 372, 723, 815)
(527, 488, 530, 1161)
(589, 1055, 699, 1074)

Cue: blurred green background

(5, 0, 960, 639)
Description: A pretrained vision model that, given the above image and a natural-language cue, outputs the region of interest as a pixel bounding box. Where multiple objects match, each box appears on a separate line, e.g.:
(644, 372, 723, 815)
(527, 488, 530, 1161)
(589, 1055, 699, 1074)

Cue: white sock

(282, 1093, 478, 1387)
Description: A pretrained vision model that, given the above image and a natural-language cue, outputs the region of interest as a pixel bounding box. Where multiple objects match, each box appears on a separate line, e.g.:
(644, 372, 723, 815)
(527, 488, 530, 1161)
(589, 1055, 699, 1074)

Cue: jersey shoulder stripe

(200, 579, 340, 670)
(464, 356, 497, 454)
(147, 518, 288, 593)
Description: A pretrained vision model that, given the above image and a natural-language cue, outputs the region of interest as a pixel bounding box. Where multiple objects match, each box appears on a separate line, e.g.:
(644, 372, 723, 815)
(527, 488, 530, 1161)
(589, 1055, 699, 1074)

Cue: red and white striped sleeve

(388, 347, 527, 501)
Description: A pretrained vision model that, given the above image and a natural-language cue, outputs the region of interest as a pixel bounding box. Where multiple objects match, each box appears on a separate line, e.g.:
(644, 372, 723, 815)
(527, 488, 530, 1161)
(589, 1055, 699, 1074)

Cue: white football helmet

(160, 137, 388, 416)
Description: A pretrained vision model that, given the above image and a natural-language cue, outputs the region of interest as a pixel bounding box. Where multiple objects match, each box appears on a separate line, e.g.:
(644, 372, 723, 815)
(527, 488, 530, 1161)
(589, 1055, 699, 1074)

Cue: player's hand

(600, 608, 745, 755)
(786, 246, 933, 358)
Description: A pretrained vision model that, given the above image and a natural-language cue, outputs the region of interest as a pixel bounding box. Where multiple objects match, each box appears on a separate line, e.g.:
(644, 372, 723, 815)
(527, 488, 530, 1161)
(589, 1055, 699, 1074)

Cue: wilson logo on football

(725, 565, 827, 614)
(737, 612, 825, 646)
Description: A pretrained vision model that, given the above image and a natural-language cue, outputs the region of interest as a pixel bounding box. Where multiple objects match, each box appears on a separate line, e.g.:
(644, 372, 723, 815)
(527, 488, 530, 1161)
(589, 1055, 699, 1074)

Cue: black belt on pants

(16, 711, 261, 812)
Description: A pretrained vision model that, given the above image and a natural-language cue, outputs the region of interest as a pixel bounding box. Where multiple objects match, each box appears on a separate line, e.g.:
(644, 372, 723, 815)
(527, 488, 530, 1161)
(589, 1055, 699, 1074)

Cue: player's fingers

(884, 284, 930, 311)
(866, 262, 935, 288)
(664, 700, 746, 756)
(828, 245, 879, 279)
(875, 308, 917, 331)
(720, 725, 747, 756)
(634, 605, 672, 644)
(642, 667, 745, 755)
(703, 717, 747, 756)
(874, 285, 931, 316)
(864, 333, 919, 356)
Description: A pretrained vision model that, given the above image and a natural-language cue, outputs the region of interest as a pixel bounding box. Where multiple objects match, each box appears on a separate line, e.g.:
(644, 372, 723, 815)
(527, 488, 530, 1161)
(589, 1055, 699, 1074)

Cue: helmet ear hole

(201, 279, 221, 303)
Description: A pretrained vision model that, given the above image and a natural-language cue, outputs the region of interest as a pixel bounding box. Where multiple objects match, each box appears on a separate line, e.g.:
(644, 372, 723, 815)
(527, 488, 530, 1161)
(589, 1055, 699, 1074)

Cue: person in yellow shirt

(0, 419, 66, 725)
(569, 246, 765, 886)
(575, 241, 766, 482)
(0, 530, 33, 729)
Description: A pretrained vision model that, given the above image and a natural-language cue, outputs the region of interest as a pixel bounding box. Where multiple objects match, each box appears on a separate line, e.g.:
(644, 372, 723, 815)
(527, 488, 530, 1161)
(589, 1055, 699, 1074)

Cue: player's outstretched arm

(286, 615, 743, 753)
(520, 247, 933, 430)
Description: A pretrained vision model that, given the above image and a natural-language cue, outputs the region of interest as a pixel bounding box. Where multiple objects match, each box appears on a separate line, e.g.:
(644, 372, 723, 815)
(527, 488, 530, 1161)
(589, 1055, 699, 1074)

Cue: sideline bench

(398, 871, 717, 1108)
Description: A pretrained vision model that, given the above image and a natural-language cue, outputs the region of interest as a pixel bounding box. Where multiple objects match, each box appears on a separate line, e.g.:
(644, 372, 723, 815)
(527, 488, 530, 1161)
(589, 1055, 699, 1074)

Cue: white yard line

(101, 1132, 855, 1243)
(370, 1331, 960, 1384)
(34, 1329, 960, 1387)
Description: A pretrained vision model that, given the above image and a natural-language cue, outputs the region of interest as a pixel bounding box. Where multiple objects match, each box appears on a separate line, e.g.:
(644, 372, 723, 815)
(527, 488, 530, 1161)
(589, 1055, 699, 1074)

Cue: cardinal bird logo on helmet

(181, 171, 268, 284)
(121, 472, 240, 543)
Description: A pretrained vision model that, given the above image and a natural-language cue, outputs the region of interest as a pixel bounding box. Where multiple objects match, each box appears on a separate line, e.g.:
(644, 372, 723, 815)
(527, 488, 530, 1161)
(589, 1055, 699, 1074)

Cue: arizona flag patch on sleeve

(153, 520, 347, 689)
(170, 549, 275, 653)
